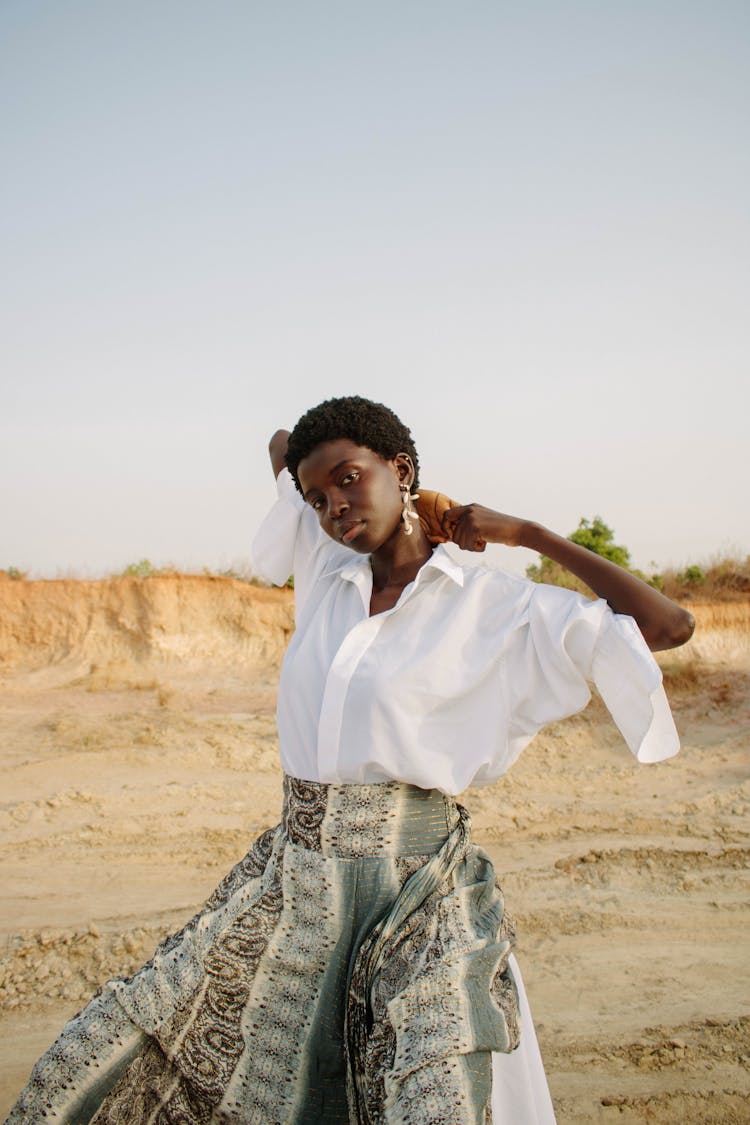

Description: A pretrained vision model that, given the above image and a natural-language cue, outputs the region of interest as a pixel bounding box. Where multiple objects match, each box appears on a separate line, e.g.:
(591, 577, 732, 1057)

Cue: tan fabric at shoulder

(415, 490, 460, 545)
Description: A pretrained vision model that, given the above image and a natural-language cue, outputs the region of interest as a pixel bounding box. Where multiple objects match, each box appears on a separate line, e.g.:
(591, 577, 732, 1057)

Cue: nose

(327, 489, 349, 520)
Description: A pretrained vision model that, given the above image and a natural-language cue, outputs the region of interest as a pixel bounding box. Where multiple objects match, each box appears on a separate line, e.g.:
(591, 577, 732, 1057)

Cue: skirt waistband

(281, 775, 460, 857)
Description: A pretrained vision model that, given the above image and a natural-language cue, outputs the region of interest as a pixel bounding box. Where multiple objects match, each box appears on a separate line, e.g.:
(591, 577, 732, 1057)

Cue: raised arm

(268, 429, 291, 479)
(443, 504, 695, 652)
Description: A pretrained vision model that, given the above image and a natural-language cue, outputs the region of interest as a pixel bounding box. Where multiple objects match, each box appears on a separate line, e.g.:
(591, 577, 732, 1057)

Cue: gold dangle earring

(400, 484, 420, 536)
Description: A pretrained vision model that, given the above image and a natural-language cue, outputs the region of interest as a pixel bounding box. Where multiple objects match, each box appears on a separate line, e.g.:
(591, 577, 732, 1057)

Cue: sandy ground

(0, 578, 748, 1122)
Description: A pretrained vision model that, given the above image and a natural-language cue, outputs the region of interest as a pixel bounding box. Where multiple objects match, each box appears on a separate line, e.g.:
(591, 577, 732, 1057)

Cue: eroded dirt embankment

(0, 575, 295, 672)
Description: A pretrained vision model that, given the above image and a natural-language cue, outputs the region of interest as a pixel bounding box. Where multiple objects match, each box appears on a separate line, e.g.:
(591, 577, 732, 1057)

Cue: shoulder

(456, 555, 535, 601)
(435, 552, 536, 634)
(453, 556, 610, 634)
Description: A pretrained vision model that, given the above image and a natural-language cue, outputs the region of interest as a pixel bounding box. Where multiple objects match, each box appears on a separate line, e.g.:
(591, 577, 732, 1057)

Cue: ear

(393, 453, 415, 488)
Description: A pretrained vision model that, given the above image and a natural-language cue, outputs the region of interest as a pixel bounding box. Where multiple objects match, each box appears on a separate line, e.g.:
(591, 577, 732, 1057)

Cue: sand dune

(1, 577, 748, 1122)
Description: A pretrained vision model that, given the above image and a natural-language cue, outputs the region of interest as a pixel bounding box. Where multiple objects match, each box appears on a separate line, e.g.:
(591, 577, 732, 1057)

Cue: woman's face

(296, 438, 412, 554)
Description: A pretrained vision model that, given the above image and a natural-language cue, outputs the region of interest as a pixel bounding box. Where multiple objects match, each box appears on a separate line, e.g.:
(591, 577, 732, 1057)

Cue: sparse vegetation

(526, 518, 749, 603)
(569, 516, 632, 568)
(659, 554, 750, 602)
(116, 561, 274, 586)
(681, 564, 706, 587)
(201, 565, 263, 585)
(120, 559, 159, 578)
(525, 516, 655, 595)
(2, 567, 28, 581)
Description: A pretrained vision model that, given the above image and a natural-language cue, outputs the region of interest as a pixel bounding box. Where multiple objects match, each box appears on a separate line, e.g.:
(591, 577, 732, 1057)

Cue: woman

(7, 395, 693, 1125)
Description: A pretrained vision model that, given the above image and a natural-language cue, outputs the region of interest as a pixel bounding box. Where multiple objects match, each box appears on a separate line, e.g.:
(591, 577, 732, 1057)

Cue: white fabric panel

(251, 470, 680, 794)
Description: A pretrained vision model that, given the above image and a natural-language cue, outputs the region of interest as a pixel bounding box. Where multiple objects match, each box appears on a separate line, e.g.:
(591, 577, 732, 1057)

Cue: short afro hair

(286, 396, 420, 493)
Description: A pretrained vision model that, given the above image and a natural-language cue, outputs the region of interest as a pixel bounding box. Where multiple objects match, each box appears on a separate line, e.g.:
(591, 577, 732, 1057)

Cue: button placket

(316, 614, 387, 780)
(315, 564, 440, 781)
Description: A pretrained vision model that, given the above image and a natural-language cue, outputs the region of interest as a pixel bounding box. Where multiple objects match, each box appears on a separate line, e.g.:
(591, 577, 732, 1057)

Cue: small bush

(568, 516, 631, 568)
(659, 554, 750, 601)
(525, 519, 749, 603)
(121, 559, 157, 578)
(4, 566, 28, 581)
(525, 557, 592, 595)
(680, 564, 706, 586)
(526, 516, 633, 593)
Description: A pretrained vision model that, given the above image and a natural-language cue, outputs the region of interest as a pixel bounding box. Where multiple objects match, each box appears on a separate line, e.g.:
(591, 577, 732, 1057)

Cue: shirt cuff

(275, 466, 303, 503)
(250, 469, 305, 585)
(592, 612, 680, 763)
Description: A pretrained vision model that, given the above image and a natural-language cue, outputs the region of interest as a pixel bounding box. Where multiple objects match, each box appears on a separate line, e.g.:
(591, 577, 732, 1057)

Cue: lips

(339, 520, 364, 544)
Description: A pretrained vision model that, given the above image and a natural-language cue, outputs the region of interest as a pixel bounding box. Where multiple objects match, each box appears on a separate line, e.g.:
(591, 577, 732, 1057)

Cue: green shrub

(4, 566, 27, 581)
(568, 516, 631, 567)
(680, 564, 706, 586)
(121, 559, 156, 578)
(526, 516, 633, 590)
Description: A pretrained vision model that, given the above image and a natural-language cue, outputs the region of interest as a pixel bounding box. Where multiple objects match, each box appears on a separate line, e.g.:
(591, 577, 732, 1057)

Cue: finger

(447, 516, 470, 545)
(441, 505, 465, 525)
(460, 533, 486, 553)
(453, 527, 479, 552)
(441, 506, 465, 534)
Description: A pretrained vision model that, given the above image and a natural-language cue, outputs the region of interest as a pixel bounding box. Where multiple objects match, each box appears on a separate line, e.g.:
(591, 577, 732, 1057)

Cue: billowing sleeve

(250, 467, 348, 619)
(506, 582, 679, 765)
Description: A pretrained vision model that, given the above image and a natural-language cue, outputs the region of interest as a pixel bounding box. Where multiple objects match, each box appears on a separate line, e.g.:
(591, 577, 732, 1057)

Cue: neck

(369, 525, 433, 593)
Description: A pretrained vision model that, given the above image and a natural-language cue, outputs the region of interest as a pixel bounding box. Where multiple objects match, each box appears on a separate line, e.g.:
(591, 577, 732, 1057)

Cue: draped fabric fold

(7, 777, 519, 1125)
(345, 805, 519, 1123)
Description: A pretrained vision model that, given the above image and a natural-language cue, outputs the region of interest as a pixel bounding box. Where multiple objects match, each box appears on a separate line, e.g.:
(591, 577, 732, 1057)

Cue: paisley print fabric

(6, 777, 519, 1125)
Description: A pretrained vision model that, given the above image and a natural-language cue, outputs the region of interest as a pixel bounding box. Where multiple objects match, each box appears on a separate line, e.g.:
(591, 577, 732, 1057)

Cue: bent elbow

(652, 610, 695, 651)
(680, 610, 696, 645)
(268, 428, 290, 454)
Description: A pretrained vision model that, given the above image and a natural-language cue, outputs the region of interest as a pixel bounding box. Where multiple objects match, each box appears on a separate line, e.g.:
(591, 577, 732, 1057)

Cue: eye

(309, 496, 324, 512)
(341, 471, 359, 486)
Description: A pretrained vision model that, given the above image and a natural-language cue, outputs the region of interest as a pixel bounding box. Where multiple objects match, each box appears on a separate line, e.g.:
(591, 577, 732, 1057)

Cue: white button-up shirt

(251, 469, 679, 794)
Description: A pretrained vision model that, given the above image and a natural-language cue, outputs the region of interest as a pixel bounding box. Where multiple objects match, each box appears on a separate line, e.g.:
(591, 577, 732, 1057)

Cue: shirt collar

(328, 543, 464, 588)
(423, 543, 465, 587)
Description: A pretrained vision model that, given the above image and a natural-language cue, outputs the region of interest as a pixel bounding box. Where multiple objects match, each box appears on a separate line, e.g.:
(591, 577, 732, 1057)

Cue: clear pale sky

(2, 1, 748, 580)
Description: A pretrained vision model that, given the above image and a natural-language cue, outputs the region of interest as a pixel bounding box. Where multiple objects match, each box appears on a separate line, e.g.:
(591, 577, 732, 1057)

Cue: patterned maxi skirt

(6, 776, 520, 1125)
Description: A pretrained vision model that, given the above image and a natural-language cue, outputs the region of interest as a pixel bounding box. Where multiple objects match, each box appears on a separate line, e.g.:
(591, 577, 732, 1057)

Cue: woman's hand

(442, 504, 527, 552)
